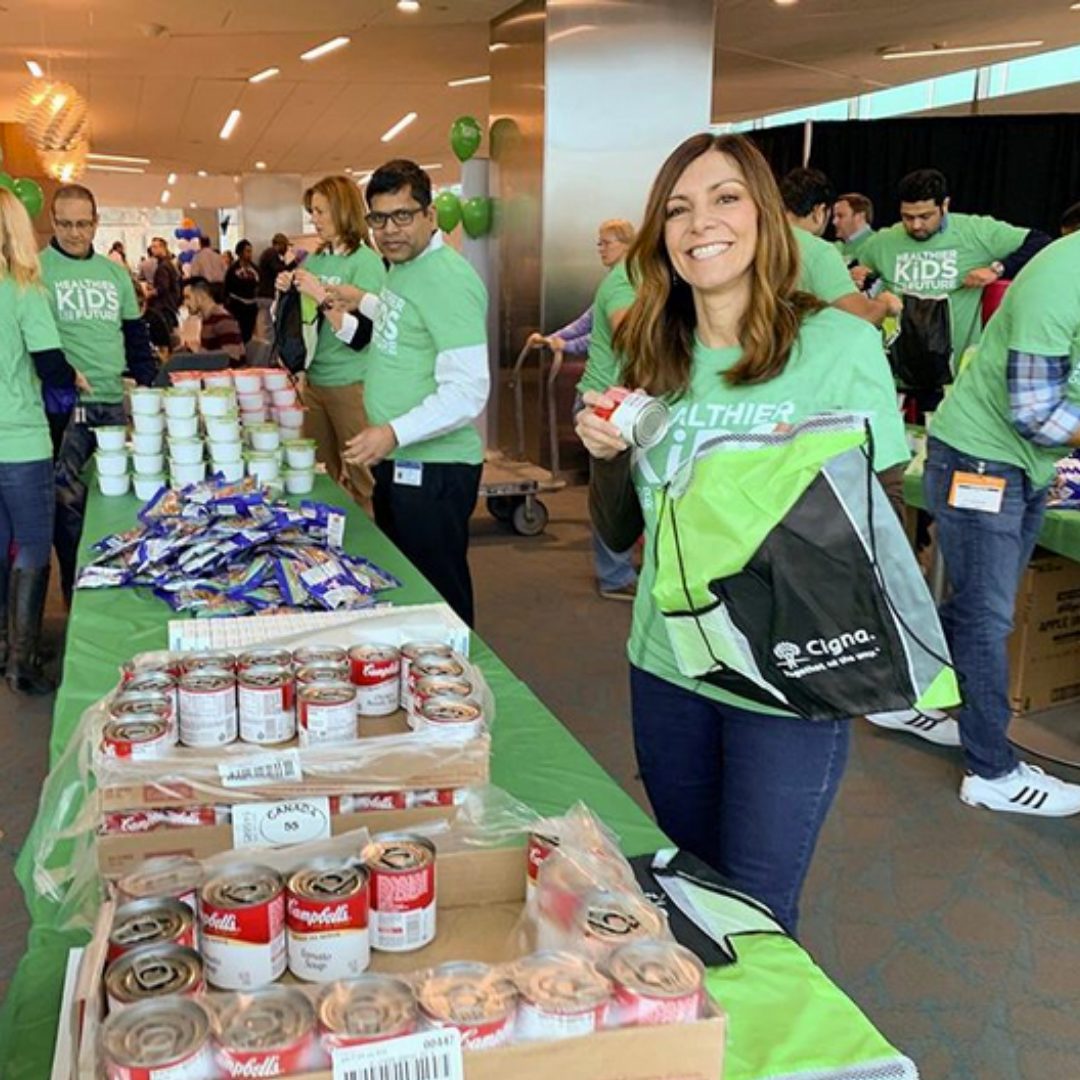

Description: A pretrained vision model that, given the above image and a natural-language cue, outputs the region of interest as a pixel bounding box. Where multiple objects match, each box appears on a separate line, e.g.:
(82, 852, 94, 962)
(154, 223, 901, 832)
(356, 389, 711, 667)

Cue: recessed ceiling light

(248, 67, 280, 83)
(166, 172, 177, 185)
(160, 190, 171, 204)
(300, 36, 350, 61)
(419, 163, 443, 171)
(189, 202, 196, 209)
(197, 169, 208, 177)
(1072, 2, 1080, 9)
(87, 163, 146, 174)
(25, 59, 43, 77)
(880, 39, 1043, 59)
(87, 152, 152, 165)
(381, 111, 417, 142)
(219, 109, 242, 140)
(448, 75, 491, 87)
(397, 0, 421, 12)
(255, 161, 267, 170)
(773, 0, 799, 5)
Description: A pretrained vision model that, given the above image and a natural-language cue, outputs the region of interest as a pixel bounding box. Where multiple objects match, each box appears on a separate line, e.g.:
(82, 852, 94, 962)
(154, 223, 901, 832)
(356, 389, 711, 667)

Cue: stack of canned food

(101, 640, 485, 759)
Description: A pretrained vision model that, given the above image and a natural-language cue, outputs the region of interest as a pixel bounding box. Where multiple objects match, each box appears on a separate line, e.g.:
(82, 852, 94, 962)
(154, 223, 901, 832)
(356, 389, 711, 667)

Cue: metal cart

(479, 339, 567, 536)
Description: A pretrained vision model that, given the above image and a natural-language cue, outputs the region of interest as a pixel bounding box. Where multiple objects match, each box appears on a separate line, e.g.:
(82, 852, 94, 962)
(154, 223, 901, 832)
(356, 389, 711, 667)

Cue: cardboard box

(1008, 556, 1080, 715)
(76, 845, 726, 1080)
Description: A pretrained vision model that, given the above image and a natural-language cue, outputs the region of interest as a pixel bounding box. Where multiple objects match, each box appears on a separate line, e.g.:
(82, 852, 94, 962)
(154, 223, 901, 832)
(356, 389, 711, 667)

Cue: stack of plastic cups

(265, 370, 304, 442)
(234, 369, 268, 426)
(126, 387, 169, 496)
(282, 437, 316, 495)
(245, 418, 281, 487)
(206, 410, 245, 482)
(191, 379, 234, 488)
(95, 423, 131, 497)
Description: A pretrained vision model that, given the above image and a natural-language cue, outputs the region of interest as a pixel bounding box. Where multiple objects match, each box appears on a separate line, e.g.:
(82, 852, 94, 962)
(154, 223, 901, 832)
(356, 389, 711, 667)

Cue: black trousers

(372, 460, 482, 627)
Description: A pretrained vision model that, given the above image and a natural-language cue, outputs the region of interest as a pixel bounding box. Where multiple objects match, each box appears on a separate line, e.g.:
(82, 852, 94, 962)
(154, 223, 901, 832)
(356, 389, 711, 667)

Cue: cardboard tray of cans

(74, 845, 726, 1080)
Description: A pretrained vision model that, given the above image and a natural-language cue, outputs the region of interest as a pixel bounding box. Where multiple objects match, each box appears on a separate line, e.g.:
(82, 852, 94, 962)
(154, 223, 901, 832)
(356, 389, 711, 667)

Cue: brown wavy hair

(616, 133, 823, 396)
(304, 174, 371, 254)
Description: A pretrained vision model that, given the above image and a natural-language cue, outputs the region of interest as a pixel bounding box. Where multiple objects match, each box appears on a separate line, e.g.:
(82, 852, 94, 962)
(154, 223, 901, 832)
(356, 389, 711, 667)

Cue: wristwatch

(990, 260, 1006, 278)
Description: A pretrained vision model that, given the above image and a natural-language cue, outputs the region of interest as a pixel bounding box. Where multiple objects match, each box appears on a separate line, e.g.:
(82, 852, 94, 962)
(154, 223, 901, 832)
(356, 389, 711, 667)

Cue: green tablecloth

(0, 477, 905, 1079)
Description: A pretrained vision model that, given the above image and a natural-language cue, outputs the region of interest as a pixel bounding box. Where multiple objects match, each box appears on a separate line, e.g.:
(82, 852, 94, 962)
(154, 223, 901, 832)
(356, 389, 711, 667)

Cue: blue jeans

(0, 459, 56, 570)
(630, 665, 849, 934)
(923, 438, 1047, 779)
(593, 529, 637, 591)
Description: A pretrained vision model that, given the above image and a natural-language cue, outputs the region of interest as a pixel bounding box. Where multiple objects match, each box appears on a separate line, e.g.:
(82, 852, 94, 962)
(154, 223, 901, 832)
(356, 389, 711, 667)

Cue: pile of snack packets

(1049, 453, 1080, 510)
(76, 476, 402, 617)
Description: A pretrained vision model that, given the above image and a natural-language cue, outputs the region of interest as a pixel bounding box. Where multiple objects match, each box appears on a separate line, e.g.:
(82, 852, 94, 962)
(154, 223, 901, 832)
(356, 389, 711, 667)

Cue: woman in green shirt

(276, 176, 386, 505)
(0, 190, 78, 694)
(576, 134, 911, 932)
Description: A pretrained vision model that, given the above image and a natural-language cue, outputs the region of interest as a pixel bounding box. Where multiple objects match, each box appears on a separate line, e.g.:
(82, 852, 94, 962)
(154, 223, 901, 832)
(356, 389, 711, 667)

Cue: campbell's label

(351, 658, 399, 685)
(103, 807, 220, 835)
(372, 865, 434, 912)
(613, 983, 704, 1025)
(350, 792, 408, 812)
(287, 893, 367, 933)
(216, 1040, 320, 1077)
(200, 891, 285, 990)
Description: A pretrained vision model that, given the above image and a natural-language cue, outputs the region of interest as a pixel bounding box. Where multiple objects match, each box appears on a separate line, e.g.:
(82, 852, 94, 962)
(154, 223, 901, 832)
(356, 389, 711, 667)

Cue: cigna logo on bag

(773, 630, 881, 676)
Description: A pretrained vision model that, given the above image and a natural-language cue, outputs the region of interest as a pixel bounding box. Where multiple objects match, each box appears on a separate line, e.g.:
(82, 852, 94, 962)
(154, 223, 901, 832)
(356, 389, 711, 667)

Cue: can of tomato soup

(573, 888, 665, 960)
(237, 664, 295, 745)
(123, 672, 179, 731)
(200, 864, 286, 990)
(109, 897, 198, 962)
(318, 974, 419, 1049)
(297, 681, 357, 746)
(211, 987, 324, 1077)
(102, 717, 175, 761)
(295, 661, 349, 686)
(117, 855, 205, 915)
(525, 825, 562, 912)
(286, 860, 370, 982)
(410, 674, 474, 719)
(292, 644, 347, 669)
(399, 642, 454, 708)
(415, 696, 485, 740)
(363, 833, 436, 952)
(237, 646, 293, 671)
(178, 669, 238, 747)
(109, 688, 175, 742)
(514, 951, 611, 1042)
(605, 939, 706, 1026)
(102, 998, 216, 1080)
(593, 387, 670, 449)
(105, 944, 205, 1011)
(406, 655, 466, 716)
(417, 962, 518, 1050)
(180, 650, 236, 674)
(348, 644, 401, 716)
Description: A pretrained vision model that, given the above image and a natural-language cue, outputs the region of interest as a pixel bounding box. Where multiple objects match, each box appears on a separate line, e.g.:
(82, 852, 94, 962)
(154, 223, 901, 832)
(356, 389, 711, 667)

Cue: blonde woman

(0, 190, 77, 693)
(276, 175, 386, 505)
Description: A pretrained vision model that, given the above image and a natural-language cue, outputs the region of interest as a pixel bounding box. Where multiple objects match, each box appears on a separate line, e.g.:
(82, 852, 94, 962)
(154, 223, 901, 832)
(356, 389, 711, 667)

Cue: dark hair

(779, 167, 835, 218)
(898, 169, 948, 206)
(837, 192, 874, 225)
(1060, 200, 1080, 235)
(366, 159, 433, 210)
(52, 183, 98, 216)
(272, 232, 289, 247)
(198, 235, 212, 248)
(184, 275, 212, 295)
(235, 239, 252, 256)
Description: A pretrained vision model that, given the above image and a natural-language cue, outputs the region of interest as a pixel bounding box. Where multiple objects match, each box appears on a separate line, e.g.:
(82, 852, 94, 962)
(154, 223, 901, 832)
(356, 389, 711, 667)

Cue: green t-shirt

(365, 239, 487, 465)
(931, 231, 1080, 488)
(627, 308, 910, 714)
(835, 227, 875, 263)
(578, 261, 636, 394)
(304, 245, 387, 387)
(794, 226, 857, 304)
(39, 245, 140, 404)
(859, 213, 1027, 364)
(0, 278, 60, 463)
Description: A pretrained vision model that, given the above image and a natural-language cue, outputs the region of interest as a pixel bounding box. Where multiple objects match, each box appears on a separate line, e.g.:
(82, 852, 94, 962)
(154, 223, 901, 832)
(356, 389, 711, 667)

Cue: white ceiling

(1, 0, 1079, 207)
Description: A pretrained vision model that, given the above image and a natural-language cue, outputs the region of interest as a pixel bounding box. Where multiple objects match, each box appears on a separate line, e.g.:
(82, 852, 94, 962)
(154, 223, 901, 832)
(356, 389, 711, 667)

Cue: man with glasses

(40, 183, 158, 602)
(341, 159, 489, 626)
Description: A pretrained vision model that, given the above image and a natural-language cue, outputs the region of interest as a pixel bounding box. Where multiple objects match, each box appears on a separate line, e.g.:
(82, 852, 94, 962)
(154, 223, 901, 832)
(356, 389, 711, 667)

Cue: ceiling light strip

(87, 152, 152, 165)
(882, 40, 1043, 60)
(219, 109, 242, 139)
(300, 36, 350, 61)
(249, 67, 280, 83)
(381, 111, 417, 142)
(448, 75, 491, 87)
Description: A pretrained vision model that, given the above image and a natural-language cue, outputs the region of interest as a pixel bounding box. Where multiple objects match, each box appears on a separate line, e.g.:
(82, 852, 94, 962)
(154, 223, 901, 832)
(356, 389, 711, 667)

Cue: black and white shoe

(865, 708, 961, 747)
(961, 763, 1080, 817)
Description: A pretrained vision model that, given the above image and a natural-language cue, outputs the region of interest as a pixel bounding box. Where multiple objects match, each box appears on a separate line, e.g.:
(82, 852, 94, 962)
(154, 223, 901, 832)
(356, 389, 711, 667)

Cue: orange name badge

(948, 470, 1006, 513)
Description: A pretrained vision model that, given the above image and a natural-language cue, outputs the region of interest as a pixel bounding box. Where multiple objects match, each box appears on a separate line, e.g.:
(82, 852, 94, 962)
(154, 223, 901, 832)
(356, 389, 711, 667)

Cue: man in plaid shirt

(923, 231, 1080, 817)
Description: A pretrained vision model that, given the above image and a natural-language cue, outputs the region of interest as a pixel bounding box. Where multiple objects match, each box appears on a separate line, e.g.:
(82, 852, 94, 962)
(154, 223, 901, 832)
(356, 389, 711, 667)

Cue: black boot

(7, 566, 54, 695)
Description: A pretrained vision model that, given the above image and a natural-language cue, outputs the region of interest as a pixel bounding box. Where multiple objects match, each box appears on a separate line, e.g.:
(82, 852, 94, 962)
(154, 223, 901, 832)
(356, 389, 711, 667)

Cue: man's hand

(274, 270, 294, 293)
(850, 265, 871, 289)
(293, 268, 326, 303)
(575, 389, 630, 461)
(963, 266, 1001, 288)
(878, 290, 904, 317)
(326, 284, 364, 310)
(74, 370, 93, 395)
(343, 424, 399, 467)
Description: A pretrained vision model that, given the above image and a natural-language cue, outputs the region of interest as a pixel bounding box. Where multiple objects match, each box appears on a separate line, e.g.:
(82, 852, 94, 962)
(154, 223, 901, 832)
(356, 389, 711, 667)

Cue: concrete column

(238, 173, 304, 252)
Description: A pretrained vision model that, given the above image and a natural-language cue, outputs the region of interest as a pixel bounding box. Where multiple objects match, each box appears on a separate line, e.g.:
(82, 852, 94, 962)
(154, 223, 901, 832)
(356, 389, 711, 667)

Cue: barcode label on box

(218, 750, 303, 789)
(232, 796, 332, 848)
(333, 1029, 463, 1080)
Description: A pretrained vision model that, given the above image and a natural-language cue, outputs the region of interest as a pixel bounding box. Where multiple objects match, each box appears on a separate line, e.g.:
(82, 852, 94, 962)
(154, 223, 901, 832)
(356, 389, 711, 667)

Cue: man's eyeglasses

(365, 207, 426, 230)
(54, 219, 96, 232)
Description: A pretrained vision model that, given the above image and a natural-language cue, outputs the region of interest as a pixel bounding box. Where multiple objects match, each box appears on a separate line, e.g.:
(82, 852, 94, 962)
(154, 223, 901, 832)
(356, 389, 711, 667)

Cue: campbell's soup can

(407, 788, 466, 809)
(605, 939, 705, 1026)
(417, 961, 518, 1050)
(211, 987, 325, 1077)
(338, 791, 408, 813)
(410, 674, 473, 720)
(103, 805, 229, 836)
(102, 997, 216, 1080)
(399, 641, 454, 707)
(109, 897, 198, 962)
(526, 826, 562, 912)
(200, 864, 286, 990)
(118, 855, 205, 916)
(237, 664, 296, 745)
(292, 644, 347, 669)
(363, 833, 436, 952)
(123, 673, 179, 731)
(318, 974, 419, 1049)
(101, 717, 175, 761)
(121, 655, 182, 684)
(297, 681, 357, 746)
(593, 387, 670, 449)
(237, 646, 293, 671)
(178, 669, 238, 747)
(286, 860, 370, 982)
(514, 951, 611, 1042)
(348, 644, 401, 717)
(105, 943, 205, 1011)
(295, 660, 350, 686)
(180, 650, 236, 674)
(415, 696, 485, 741)
(574, 889, 665, 959)
(109, 689, 176, 747)
(406, 655, 465, 717)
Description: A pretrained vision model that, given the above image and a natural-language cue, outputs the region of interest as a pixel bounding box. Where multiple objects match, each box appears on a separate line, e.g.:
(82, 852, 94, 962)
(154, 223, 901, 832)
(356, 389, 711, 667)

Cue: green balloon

(0, 172, 16, 194)
(433, 190, 462, 233)
(450, 115, 483, 163)
(13, 178, 44, 218)
(461, 196, 492, 239)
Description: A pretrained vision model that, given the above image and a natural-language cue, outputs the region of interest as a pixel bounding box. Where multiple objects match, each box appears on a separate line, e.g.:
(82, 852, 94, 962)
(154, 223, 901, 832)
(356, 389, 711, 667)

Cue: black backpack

(888, 293, 952, 392)
(270, 286, 308, 375)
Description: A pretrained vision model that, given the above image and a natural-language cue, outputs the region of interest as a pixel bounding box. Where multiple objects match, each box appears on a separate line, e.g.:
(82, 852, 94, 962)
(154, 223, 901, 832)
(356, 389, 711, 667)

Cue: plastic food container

(98, 472, 131, 497)
(205, 415, 241, 441)
(95, 426, 127, 452)
(168, 438, 204, 464)
(282, 439, 317, 469)
(133, 474, 166, 501)
(213, 459, 245, 483)
(262, 370, 291, 391)
(247, 424, 280, 452)
(202, 372, 233, 389)
(132, 452, 165, 476)
(240, 409, 269, 425)
(270, 387, 298, 407)
(275, 405, 305, 427)
(132, 412, 165, 435)
(95, 452, 128, 477)
(246, 452, 280, 483)
(233, 372, 263, 394)
(166, 414, 199, 439)
(237, 391, 266, 411)
(200, 388, 238, 417)
(170, 459, 207, 486)
(132, 431, 164, 454)
(130, 388, 163, 415)
(283, 469, 315, 495)
(163, 391, 198, 419)
(209, 439, 243, 464)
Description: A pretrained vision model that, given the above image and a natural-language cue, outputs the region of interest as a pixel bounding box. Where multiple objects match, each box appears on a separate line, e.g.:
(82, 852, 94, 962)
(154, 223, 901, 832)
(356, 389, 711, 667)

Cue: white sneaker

(865, 708, 961, 747)
(960, 763, 1080, 817)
